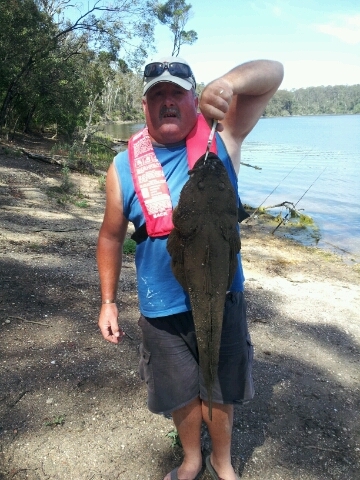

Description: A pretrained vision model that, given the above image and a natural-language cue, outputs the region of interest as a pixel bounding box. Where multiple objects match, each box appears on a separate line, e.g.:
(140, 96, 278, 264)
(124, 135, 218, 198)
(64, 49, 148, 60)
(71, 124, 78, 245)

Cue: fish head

(185, 152, 238, 214)
(172, 152, 238, 235)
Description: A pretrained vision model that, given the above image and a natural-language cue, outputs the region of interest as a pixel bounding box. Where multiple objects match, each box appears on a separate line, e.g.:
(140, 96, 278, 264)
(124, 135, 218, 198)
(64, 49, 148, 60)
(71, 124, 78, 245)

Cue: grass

(317, 249, 338, 262)
(98, 174, 106, 191)
(290, 209, 315, 226)
(353, 263, 360, 273)
(50, 134, 115, 172)
(28, 242, 43, 251)
(74, 199, 89, 208)
(166, 428, 182, 448)
(46, 166, 89, 207)
(123, 239, 136, 255)
(45, 415, 65, 427)
(1, 144, 24, 157)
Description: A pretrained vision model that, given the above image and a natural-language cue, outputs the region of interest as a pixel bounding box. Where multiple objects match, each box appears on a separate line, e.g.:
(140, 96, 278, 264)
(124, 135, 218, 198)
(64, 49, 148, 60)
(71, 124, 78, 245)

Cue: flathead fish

(167, 152, 240, 419)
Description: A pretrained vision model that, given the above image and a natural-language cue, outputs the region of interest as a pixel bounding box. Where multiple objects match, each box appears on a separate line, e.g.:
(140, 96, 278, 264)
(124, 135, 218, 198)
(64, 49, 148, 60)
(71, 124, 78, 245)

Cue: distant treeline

(264, 84, 360, 117)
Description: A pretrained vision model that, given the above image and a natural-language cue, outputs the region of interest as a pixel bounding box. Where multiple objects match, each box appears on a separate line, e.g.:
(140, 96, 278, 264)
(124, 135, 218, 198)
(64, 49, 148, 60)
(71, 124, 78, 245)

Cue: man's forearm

(97, 235, 123, 303)
(222, 60, 284, 97)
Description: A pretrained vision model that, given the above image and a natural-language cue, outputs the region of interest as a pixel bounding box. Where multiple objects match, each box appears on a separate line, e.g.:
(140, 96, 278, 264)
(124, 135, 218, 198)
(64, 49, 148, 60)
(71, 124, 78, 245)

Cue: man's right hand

(98, 303, 124, 344)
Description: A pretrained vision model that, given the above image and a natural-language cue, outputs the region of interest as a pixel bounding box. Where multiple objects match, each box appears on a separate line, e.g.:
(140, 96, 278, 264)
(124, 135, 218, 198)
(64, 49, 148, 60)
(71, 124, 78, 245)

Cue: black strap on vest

(131, 223, 148, 244)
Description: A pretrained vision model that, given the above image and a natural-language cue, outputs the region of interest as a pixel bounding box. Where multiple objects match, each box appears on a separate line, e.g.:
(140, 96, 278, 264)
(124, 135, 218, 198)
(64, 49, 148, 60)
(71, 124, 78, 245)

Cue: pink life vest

(128, 114, 217, 238)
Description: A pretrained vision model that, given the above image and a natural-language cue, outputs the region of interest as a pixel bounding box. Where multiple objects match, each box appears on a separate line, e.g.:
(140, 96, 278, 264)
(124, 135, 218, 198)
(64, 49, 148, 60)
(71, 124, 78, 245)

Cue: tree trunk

(82, 93, 100, 144)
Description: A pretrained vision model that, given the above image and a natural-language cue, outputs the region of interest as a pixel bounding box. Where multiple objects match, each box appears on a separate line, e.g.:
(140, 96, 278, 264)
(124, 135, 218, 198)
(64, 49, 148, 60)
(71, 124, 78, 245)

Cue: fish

(167, 152, 240, 420)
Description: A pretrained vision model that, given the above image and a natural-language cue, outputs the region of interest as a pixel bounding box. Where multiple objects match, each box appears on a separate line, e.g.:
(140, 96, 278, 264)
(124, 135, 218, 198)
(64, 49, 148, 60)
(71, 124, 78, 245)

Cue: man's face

(142, 82, 198, 144)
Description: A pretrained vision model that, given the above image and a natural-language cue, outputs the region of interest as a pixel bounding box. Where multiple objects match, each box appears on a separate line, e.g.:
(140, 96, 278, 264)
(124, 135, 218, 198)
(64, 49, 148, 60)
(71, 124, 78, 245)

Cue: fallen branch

(21, 149, 105, 176)
(7, 390, 29, 408)
(245, 201, 305, 228)
(303, 445, 341, 453)
(9, 316, 52, 327)
(240, 161, 262, 170)
(21, 149, 66, 168)
(112, 138, 128, 145)
(263, 201, 297, 210)
(83, 138, 118, 152)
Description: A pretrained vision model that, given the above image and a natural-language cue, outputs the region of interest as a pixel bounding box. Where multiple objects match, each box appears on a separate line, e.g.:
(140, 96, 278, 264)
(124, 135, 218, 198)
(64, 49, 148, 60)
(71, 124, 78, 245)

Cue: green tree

(264, 84, 360, 117)
(155, 0, 197, 56)
(264, 90, 295, 117)
(9, 32, 92, 135)
(0, 0, 156, 133)
(81, 51, 117, 142)
(100, 58, 144, 122)
(0, 0, 56, 128)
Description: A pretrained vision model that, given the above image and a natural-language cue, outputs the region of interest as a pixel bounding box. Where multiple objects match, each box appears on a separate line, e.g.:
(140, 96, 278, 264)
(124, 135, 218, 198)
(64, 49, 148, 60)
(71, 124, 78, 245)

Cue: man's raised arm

(199, 59, 284, 172)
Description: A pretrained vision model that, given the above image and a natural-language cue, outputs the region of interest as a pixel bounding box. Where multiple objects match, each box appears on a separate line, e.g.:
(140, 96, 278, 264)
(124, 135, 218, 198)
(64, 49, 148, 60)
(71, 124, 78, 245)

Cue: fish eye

(198, 181, 205, 190)
(218, 182, 225, 190)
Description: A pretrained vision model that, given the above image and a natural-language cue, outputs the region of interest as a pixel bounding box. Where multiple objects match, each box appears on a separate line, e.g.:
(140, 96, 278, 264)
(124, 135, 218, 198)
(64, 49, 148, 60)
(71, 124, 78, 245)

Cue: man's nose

(164, 97, 174, 107)
(163, 94, 175, 106)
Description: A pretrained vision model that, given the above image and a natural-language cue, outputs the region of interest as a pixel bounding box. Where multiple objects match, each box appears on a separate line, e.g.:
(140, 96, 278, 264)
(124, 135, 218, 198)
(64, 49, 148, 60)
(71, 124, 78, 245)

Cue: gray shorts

(138, 292, 254, 416)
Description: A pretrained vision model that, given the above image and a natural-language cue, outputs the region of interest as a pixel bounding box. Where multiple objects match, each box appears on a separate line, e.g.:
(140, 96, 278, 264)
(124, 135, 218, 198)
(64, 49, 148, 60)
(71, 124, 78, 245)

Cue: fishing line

(272, 165, 328, 234)
(244, 148, 314, 222)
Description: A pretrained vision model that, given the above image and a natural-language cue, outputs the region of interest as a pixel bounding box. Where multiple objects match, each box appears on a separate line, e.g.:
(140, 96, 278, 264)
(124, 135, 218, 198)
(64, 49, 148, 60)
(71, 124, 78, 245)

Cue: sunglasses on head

(144, 62, 194, 81)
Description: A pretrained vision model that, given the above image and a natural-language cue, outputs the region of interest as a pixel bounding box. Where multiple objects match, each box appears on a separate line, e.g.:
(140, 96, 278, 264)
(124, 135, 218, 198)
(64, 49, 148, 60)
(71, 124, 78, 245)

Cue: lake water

(103, 115, 360, 262)
(241, 115, 360, 262)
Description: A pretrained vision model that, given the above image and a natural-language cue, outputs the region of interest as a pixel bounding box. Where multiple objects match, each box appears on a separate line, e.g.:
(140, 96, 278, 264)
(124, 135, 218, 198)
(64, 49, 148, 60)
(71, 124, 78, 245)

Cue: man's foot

(163, 460, 203, 480)
(205, 455, 239, 480)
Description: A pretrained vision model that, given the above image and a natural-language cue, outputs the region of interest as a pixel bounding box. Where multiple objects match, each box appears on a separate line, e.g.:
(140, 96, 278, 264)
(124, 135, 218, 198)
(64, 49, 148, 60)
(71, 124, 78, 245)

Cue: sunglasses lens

(168, 62, 192, 78)
(144, 63, 164, 77)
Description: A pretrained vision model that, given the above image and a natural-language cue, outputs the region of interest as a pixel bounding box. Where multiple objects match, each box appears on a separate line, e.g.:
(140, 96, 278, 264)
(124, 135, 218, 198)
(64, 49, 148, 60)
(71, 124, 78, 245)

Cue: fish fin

(167, 228, 186, 265)
(229, 232, 241, 258)
(227, 233, 241, 289)
(167, 229, 188, 290)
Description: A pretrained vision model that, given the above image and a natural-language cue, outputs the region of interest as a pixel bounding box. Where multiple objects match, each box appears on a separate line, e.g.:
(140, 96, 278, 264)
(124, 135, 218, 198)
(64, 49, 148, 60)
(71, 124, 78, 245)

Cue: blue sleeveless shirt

(114, 132, 245, 318)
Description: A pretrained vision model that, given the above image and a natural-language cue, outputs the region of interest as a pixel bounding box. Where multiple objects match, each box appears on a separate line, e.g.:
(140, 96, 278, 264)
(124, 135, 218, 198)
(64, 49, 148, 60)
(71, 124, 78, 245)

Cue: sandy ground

(0, 137, 359, 480)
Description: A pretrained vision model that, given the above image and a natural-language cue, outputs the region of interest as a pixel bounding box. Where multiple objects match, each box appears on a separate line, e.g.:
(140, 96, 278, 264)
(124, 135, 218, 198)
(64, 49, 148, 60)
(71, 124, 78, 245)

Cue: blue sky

(145, 0, 360, 90)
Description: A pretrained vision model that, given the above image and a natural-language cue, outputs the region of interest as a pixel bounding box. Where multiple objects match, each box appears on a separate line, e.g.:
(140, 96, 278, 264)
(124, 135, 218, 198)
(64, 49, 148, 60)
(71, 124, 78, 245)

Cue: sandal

(169, 466, 204, 480)
(205, 456, 240, 480)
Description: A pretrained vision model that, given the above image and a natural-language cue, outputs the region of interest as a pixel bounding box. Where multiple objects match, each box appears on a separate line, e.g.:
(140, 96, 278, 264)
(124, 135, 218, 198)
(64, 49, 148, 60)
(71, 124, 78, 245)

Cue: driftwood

(21, 149, 70, 168)
(21, 149, 102, 175)
(245, 201, 304, 223)
(262, 201, 303, 212)
(240, 161, 262, 170)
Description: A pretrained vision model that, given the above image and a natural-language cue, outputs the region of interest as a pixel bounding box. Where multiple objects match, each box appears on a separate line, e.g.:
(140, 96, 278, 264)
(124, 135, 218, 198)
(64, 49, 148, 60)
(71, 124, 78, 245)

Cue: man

(97, 56, 283, 480)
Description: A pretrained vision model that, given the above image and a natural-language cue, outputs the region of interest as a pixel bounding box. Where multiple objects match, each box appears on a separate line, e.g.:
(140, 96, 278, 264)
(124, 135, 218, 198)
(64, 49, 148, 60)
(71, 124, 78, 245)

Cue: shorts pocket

(244, 333, 255, 399)
(247, 333, 254, 361)
(138, 343, 155, 393)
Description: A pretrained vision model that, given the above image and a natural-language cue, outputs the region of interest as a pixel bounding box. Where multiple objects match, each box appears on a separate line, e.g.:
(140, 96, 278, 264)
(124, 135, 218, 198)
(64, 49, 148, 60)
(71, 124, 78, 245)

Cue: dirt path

(0, 140, 359, 480)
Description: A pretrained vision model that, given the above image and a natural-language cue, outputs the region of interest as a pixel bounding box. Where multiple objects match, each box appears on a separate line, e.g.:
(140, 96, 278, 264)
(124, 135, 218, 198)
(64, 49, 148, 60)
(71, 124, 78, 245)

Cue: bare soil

(0, 135, 359, 480)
